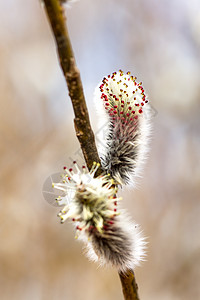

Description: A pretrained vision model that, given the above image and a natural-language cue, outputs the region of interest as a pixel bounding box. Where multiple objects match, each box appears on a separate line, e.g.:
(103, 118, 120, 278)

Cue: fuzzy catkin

(95, 70, 151, 186)
(85, 213, 146, 273)
(53, 162, 146, 272)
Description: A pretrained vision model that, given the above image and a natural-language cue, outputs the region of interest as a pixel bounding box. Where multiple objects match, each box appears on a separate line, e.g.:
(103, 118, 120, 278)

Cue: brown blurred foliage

(0, 1, 200, 299)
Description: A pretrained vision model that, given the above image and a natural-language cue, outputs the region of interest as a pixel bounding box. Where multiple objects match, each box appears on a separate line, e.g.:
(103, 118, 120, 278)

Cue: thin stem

(42, 1, 140, 299)
(43, 0, 101, 171)
(119, 270, 140, 300)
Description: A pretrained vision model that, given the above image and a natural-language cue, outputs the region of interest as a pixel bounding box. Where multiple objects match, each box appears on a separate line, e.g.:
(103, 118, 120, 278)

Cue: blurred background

(0, 0, 200, 299)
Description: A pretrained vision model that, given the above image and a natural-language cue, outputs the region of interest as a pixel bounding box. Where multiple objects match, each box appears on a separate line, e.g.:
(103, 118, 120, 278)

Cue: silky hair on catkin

(94, 70, 151, 186)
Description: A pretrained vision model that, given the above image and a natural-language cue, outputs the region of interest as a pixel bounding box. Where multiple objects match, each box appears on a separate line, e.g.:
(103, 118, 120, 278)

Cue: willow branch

(42, 1, 140, 299)
(119, 270, 140, 300)
(43, 0, 100, 171)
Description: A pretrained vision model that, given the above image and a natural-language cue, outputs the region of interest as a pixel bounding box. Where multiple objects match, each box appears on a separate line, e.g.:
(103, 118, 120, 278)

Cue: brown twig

(43, 0, 100, 171)
(119, 270, 140, 300)
(42, 1, 140, 299)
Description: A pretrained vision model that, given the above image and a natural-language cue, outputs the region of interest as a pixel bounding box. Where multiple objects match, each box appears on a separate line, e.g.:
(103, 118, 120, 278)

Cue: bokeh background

(0, 0, 200, 299)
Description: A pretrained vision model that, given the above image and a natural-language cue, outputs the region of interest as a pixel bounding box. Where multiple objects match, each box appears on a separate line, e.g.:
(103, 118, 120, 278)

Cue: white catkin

(84, 211, 147, 273)
(94, 70, 151, 186)
(53, 162, 146, 272)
